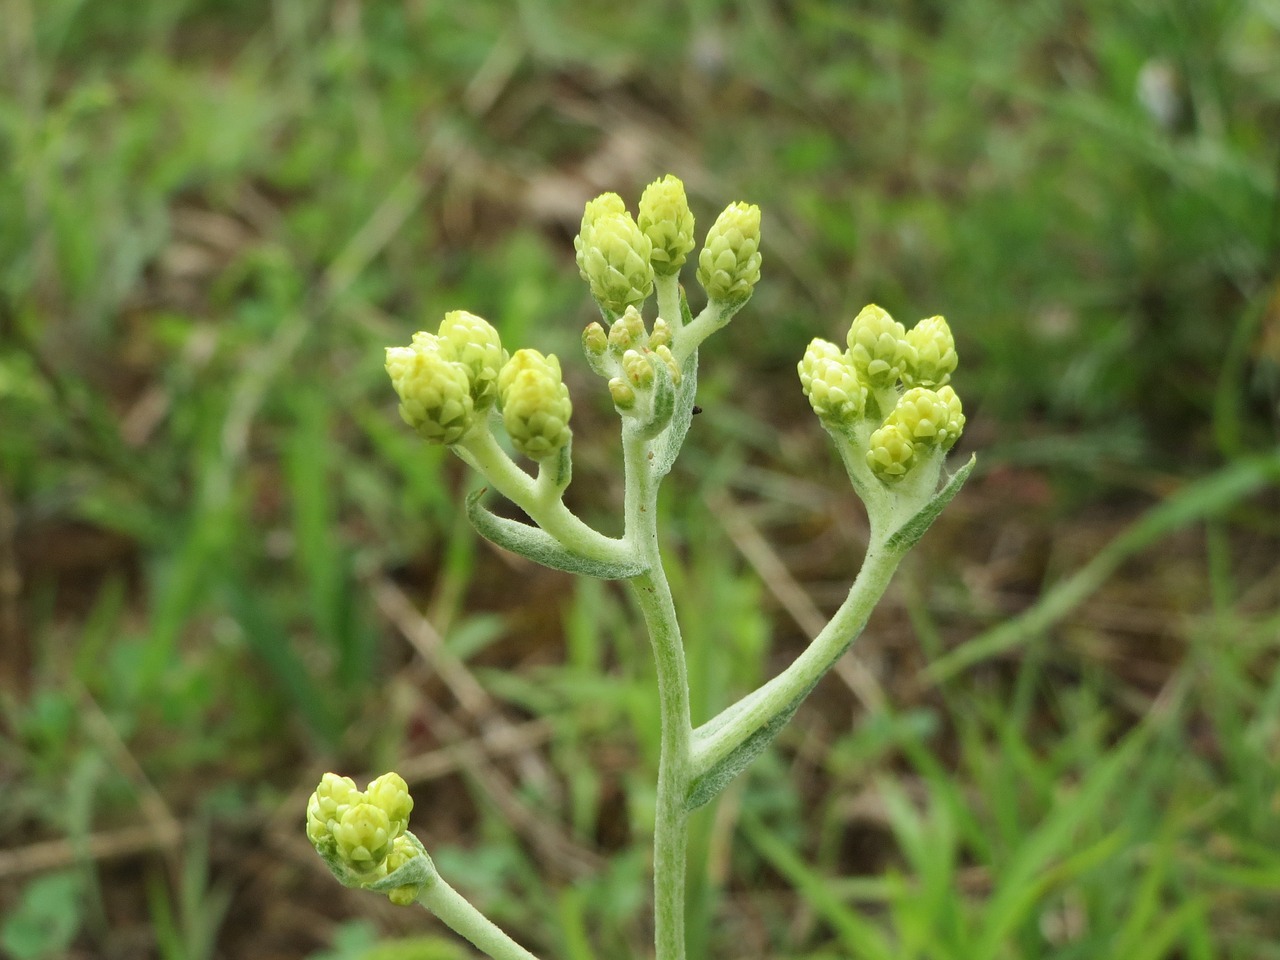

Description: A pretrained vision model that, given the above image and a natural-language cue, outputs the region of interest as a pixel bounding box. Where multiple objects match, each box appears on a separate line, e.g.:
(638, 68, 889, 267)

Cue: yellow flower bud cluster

(697, 201, 763, 305)
(580, 305, 680, 416)
(307, 771, 420, 889)
(798, 305, 965, 485)
(575, 192, 654, 316)
(386, 311, 508, 445)
(497, 349, 573, 461)
(574, 175, 764, 323)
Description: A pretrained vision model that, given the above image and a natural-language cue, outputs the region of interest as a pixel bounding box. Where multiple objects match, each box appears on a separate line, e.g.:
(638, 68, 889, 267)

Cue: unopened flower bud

(437, 310, 507, 410)
(386, 338, 476, 444)
(866, 422, 917, 483)
(623, 349, 655, 389)
(654, 344, 681, 385)
(366, 772, 413, 837)
(935, 385, 966, 450)
(574, 192, 627, 281)
(334, 802, 394, 874)
(582, 322, 609, 358)
(697, 202, 762, 304)
(382, 837, 423, 907)
(638, 174, 696, 276)
(497, 350, 573, 460)
(798, 339, 867, 426)
(609, 305, 647, 353)
(649, 317, 673, 350)
(609, 377, 636, 410)
(578, 211, 654, 314)
(846, 304, 915, 390)
(306, 773, 361, 846)
(903, 315, 957, 388)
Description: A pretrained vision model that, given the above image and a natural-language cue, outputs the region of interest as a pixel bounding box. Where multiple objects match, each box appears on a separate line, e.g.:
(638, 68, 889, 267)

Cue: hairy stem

(690, 536, 902, 777)
(623, 420, 692, 960)
(418, 874, 542, 960)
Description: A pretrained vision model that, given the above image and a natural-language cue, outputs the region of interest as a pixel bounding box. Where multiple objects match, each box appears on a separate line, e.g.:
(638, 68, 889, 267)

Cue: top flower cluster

(574, 174, 762, 317)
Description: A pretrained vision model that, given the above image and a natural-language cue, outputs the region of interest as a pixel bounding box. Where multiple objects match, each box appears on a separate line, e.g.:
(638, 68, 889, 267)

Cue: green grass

(1, 0, 1278, 957)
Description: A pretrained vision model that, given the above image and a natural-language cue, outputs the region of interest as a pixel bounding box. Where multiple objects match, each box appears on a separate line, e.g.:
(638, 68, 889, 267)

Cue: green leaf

(465, 489, 647, 580)
(685, 680, 816, 811)
(653, 351, 699, 479)
(885, 454, 976, 556)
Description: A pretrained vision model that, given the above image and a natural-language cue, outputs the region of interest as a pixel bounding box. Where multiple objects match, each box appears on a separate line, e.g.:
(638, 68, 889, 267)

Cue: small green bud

(366, 772, 413, 837)
(306, 773, 361, 846)
(798, 338, 867, 426)
(649, 317, 673, 350)
(609, 377, 636, 410)
(885, 386, 966, 453)
(866, 422, 917, 484)
(582, 322, 609, 358)
(638, 174, 696, 276)
(498, 349, 573, 460)
(935, 385, 966, 450)
(437, 310, 507, 410)
(574, 192, 627, 281)
(846, 304, 916, 390)
(697, 201, 762, 304)
(654, 344, 681, 385)
(386, 338, 476, 445)
(334, 802, 394, 874)
(578, 212, 654, 315)
(623, 349, 655, 389)
(383, 836, 423, 906)
(609, 305, 647, 354)
(903, 315, 957, 388)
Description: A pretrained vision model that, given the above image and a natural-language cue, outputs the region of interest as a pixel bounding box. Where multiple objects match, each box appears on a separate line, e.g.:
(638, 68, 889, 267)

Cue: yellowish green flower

(578, 211, 654, 314)
(382, 836, 424, 907)
(385, 338, 476, 445)
(437, 310, 507, 409)
(638, 174, 696, 276)
(498, 349, 573, 460)
(366, 771, 413, 836)
(798, 338, 867, 426)
(609, 377, 636, 410)
(609, 305, 647, 353)
(697, 202, 762, 303)
(866, 421, 917, 483)
(334, 801, 394, 874)
(846, 304, 915, 390)
(903, 315, 957, 388)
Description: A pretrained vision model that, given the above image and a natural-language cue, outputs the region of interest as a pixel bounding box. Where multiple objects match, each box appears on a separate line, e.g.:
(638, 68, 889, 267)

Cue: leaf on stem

(685, 679, 817, 811)
(884, 454, 976, 556)
(465, 490, 648, 580)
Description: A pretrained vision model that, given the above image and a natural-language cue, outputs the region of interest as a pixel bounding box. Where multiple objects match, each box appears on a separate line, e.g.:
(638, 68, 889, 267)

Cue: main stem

(623, 421, 692, 960)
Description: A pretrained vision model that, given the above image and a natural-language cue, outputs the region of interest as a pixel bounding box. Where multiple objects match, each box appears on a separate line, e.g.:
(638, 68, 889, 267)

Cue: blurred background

(2, 1, 1279, 958)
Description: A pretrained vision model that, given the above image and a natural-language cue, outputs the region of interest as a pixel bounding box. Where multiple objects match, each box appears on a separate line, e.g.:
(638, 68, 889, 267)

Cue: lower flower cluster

(306, 771, 423, 905)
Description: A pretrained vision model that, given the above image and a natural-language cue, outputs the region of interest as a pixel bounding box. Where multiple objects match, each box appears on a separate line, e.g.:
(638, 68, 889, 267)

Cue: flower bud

(609, 305, 647, 354)
(437, 310, 507, 410)
(386, 338, 476, 445)
(638, 174, 696, 276)
(623, 349, 655, 389)
(582, 322, 609, 358)
(846, 304, 915, 390)
(609, 377, 636, 410)
(497, 349, 573, 460)
(798, 339, 867, 426)
(654, 344, 681, 385)
(903, 315, 957, 388)
(306, 773, 361, 846)
(649, 317, 673, 351)
(697, 202, 762, 304)
(574, 192, 627, 281)
(578, 211, 654, 315)
(934, 385, 966, 450)
(366, 772, 413, 837)
(334, 802, 394, 874)
(866, 422, 917, 484)
(383, 836, 423, 907)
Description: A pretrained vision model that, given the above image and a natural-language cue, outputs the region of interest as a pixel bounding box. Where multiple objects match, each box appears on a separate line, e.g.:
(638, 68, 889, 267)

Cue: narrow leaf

(465, 490, 647, 580)
(885, 454, 975, 556)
